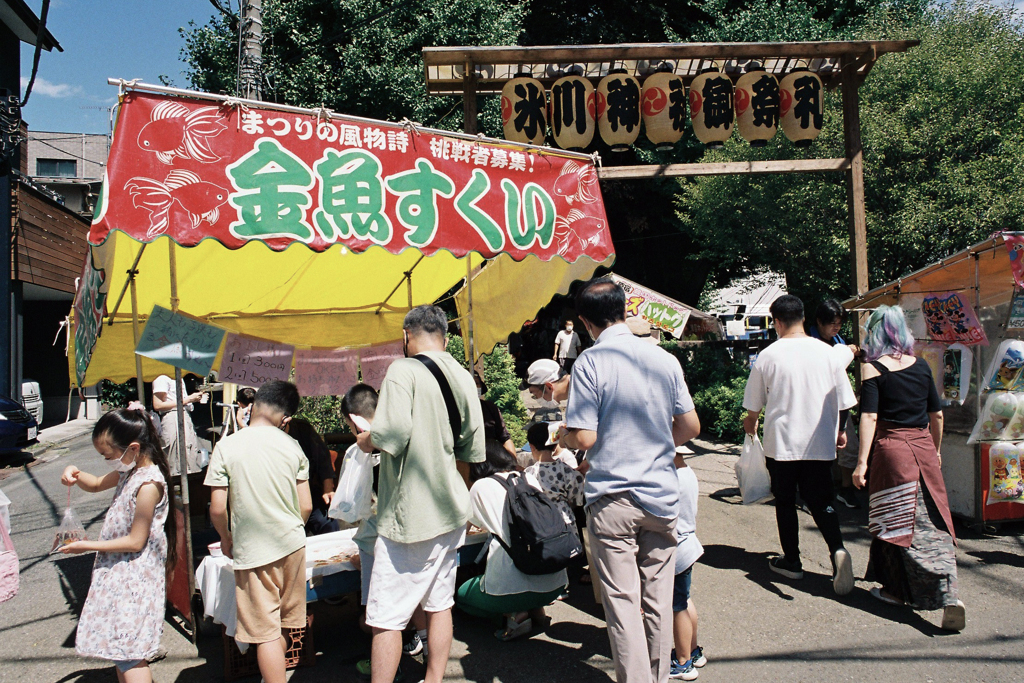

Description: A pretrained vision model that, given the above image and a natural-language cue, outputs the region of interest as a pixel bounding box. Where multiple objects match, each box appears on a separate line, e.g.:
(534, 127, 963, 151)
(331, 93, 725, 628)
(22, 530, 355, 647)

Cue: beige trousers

(588, 493, 677, 683)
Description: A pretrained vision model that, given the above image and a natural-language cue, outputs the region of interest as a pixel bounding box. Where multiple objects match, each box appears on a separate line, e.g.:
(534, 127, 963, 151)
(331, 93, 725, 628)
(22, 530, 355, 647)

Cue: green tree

(677, 2, 1024, 301)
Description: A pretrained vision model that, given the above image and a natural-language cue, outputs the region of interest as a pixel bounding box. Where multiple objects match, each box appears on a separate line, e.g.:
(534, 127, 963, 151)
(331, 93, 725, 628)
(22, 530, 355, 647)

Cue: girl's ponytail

(92, 407, 179, 569)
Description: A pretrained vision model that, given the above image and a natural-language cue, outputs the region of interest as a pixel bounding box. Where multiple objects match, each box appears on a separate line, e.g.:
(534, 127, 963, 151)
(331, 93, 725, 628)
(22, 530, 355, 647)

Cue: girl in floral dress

(59, 407, 178, 682)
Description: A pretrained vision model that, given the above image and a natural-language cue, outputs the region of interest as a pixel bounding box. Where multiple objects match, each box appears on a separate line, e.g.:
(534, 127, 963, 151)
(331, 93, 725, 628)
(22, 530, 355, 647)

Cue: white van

(21, 380, 43, 425)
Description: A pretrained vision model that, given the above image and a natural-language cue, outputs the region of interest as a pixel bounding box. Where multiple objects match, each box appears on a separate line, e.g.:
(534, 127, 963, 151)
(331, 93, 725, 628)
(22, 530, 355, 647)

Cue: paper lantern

(550, 75, 595, 150)
(597, 71, 642, 151)
(779, 68, 823, 146)
(641, 71, 686, 150)
(501, 76, 547, 145)
(735, 69, 779, 147)
(689, 67, 734, 148)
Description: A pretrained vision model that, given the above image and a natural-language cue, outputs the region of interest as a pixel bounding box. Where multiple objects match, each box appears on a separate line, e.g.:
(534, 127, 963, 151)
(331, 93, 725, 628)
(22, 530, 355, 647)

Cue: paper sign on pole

(219, 333, 295, 387)
(135, 305, 225, 376)
(295, 348, 360, 397)
(360, 341, 405, 390)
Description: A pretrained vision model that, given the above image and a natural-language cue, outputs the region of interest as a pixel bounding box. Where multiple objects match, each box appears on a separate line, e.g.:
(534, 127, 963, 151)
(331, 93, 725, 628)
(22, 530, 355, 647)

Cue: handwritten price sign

(219, 333, 295, 388)
(135, 305, 225, 376)
(295, 348, 360, 397)
(359, 341, 404, 390)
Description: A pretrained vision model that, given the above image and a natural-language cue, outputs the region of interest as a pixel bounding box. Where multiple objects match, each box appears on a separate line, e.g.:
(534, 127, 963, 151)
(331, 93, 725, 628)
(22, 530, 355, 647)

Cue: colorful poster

(359, 341, 404, 390)
(987, 442, 1024, 504)
(72, 249, 107, 386)
(942, 343, 972, 405)
(611, 274, 691, 339)
(1007, 289, 1024, 330)
(135, 305, 225, 376)
(983, 339, 1024, 391)
(294, 348, 360, 397)
(219, 333, 294, 388)
(1005, 234, 1024, 289)
(922, 292, 988, 346)
(89, 92, 613, 264)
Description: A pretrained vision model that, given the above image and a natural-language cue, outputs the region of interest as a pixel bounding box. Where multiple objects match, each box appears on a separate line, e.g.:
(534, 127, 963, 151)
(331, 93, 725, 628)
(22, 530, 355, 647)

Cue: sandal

(494, 616, 532, 641)
(579, 571, 592, 585)
(870, 586, 907, 606)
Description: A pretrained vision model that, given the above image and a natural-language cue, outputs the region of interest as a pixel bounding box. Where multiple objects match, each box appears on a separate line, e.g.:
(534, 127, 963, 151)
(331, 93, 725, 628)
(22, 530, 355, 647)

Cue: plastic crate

(223, 614, 315, 680)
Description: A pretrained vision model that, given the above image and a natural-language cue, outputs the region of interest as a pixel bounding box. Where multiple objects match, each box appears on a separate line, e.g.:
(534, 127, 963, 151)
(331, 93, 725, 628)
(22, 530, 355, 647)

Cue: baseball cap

(526, 359, 562, 386)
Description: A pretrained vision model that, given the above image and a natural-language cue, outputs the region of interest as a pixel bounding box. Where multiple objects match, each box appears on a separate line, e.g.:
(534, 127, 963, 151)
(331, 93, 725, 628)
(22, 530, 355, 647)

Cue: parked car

(21, 379, 43, 424)
(0, 395, 38, 452)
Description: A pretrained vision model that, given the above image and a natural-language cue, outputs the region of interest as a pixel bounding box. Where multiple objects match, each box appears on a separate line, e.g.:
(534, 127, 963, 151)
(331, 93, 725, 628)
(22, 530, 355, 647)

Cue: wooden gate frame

(422, 41, 919, 325)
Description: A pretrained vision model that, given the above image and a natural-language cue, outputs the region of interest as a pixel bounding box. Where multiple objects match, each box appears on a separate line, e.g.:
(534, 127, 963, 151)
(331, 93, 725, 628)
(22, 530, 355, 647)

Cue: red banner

(90, 92, 613, 262)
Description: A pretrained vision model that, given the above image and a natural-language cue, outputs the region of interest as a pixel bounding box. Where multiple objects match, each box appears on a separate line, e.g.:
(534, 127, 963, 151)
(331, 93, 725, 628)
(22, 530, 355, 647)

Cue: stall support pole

(129, 269, 144, 404)
(462, 60, 478, 135)
(466, 258, 476, 365)
(973, 252, 984, 524)
(168, 243, 197, 643)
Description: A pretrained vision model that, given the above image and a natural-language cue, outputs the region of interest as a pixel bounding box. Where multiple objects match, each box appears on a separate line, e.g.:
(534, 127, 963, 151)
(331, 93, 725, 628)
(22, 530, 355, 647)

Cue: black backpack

(489, 472, 583, 575)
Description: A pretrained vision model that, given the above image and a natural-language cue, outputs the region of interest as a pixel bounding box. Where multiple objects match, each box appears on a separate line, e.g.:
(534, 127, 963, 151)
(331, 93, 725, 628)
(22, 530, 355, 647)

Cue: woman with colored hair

(853, 305, 965, 630)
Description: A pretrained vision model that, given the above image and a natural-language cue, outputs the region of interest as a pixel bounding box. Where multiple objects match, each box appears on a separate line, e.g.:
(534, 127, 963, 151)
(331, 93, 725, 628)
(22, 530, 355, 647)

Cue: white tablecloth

(196, 527, 488, 642)
(196, 529, 359, 640)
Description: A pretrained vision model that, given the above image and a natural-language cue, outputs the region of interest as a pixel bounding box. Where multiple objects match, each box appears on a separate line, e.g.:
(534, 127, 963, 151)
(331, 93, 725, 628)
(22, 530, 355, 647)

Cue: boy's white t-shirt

(743, 338, 857, 461)
(675, 466, 703, 574)
(153, 374, 192, 412)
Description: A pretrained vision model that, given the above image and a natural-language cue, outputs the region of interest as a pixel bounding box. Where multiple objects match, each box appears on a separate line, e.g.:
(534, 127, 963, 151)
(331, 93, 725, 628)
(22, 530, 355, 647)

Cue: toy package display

(942, 343, 972, 405)
(922, 293, 988, 346)
(982, 340, 1024, 391)
(900, 295, 928, 341)
(968, 392, 1019, 444)
(988, 442, 1024, 503)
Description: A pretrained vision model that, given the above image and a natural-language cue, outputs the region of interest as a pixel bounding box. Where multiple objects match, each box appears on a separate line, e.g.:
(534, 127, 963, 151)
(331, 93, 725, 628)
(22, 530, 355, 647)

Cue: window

(36, 158, 77, 177)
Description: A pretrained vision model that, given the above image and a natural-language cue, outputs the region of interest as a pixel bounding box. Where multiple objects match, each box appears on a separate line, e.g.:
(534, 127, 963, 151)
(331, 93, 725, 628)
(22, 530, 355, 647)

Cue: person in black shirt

(475, 372, 516, 457)
(853, 305, 964, 631)
(286, 417, 339, 536)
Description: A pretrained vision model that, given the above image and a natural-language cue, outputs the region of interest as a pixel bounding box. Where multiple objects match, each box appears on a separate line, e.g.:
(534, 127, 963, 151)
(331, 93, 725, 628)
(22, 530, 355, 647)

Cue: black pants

(765, 458, 845, 564)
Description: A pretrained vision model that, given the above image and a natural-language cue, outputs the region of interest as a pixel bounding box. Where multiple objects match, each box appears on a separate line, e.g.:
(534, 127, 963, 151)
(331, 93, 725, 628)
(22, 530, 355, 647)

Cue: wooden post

(168, 242, 197, 642)
(462, 60, 478, 135)
(466, 258, 476, 365)
(129, 268, 145, 404)
(842, 56, 869, 346)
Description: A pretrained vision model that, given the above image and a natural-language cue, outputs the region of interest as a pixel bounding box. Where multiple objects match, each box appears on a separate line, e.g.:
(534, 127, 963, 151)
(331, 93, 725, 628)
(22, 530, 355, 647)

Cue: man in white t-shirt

(553, 321, 582, 373)
(742, 295, 858, 597)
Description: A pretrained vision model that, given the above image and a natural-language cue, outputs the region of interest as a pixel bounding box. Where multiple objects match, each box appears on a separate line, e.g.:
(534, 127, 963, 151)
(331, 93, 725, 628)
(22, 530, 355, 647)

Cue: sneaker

(835, 487, 862, 509)
(941, 600, 966, 631)
(403, 632, 425, 657)
(690, 646, 707, 668)
(669, 658, 699, 680)
(768, 555, 804, 580)
(831, 548, 854, 596)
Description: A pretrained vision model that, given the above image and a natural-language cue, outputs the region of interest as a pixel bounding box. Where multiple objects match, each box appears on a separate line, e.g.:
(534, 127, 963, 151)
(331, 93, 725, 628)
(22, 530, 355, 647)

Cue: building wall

(27, 131, 108, 181)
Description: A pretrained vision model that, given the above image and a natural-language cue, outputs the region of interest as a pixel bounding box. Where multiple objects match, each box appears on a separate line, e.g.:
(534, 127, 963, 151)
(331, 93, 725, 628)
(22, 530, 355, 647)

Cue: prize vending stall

(845, 233, 1024, 529)
(68, 80, 615, 667)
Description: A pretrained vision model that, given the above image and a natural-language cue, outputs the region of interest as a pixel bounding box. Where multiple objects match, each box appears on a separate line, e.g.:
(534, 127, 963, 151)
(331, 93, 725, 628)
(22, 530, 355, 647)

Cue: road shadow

(965, 549, 1024, 570)
(700, 543, 950, 637)
(709, 486, 743, 505)
(0, 450, 36, 470)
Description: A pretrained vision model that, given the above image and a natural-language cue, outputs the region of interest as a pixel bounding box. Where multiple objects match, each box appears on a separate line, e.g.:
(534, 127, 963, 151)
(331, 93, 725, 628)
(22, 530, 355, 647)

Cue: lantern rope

(220, 97, 250, 131)
(313, 105, 335, 125)
(398, 117, 423, 136)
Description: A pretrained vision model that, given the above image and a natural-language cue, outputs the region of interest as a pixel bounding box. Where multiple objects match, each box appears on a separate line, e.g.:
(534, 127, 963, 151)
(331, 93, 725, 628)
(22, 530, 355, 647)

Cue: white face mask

(107, 445, 137, 473)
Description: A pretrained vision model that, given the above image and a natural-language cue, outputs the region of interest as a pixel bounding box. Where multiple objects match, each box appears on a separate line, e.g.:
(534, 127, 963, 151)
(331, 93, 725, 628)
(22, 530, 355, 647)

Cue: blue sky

(17, 0, 1024, 135)
(18, 0, 217, 134)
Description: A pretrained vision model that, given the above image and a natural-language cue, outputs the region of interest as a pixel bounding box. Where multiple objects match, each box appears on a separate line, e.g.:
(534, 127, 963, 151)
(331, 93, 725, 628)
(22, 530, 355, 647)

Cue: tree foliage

(677, 2, 1024, 301)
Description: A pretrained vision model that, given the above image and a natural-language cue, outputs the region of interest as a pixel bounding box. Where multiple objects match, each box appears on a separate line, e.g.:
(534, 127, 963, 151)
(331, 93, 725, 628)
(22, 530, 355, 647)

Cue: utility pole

(237, 0, 263, 100)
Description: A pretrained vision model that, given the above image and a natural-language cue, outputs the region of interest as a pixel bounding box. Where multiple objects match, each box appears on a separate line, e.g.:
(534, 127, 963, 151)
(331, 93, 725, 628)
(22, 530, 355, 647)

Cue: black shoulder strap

(413, 354, 462, 443)
(870, 360, 890, 374)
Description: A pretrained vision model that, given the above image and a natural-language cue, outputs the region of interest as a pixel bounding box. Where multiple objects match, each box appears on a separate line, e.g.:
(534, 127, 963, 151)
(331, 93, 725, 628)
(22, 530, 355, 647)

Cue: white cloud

(19, 76, 84, 99)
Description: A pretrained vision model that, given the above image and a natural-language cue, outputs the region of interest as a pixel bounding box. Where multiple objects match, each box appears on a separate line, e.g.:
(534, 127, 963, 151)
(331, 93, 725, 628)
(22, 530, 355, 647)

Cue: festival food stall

(844, 233, 1024, 528)
(68, 80, 615, 644)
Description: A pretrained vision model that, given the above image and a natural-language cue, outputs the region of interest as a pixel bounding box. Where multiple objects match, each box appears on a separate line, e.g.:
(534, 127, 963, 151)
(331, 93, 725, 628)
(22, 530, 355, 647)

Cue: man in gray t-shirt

(562, 278, 700, 683)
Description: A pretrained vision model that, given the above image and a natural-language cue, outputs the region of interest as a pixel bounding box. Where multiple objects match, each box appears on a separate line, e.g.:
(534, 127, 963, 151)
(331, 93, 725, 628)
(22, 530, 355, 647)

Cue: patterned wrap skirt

(865, 423, 958, 610)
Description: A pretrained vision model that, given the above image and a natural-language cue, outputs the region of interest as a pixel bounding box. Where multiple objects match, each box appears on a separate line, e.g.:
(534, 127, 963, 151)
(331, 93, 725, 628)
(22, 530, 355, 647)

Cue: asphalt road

(1, 434, 1022, 683)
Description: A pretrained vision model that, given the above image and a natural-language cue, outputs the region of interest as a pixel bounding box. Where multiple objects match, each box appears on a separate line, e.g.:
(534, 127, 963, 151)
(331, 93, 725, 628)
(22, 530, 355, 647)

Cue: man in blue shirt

(561, 278, 701, 683)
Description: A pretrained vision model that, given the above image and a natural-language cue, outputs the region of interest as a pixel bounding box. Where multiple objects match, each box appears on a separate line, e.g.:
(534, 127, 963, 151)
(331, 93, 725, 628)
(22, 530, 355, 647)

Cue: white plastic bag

(329, 445, 373, 523)
(735, 434, 772, 505)
(968, 391, 1019, 444)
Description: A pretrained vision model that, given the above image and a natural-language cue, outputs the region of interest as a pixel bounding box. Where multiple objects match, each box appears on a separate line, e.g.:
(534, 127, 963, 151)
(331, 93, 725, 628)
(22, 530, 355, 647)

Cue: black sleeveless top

(860, 357, 941, 428)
